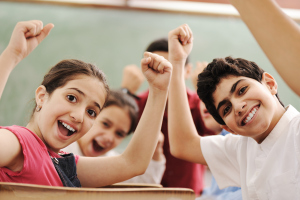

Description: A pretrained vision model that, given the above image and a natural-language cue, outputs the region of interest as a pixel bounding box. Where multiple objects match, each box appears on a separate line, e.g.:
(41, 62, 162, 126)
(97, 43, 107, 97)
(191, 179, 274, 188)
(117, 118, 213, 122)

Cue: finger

(35, 23, 54, 44)
(151, 55, 164, 71)
(182, 25, 190, 45)
(157, 60, 172, 74)
(186, 25, 193, 44)
(178, 26, 187, 45)
(24, 20, 43, 38)
(141, 55, 151, 72)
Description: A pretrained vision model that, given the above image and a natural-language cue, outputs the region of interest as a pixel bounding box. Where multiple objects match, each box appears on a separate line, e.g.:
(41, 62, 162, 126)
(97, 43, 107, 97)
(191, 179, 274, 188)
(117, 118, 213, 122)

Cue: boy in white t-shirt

(167, 24, 300, 200)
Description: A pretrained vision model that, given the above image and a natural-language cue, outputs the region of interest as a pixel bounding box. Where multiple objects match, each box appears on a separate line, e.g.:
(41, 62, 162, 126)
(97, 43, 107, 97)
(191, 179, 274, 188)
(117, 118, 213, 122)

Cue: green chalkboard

(0, 1, 299, 130)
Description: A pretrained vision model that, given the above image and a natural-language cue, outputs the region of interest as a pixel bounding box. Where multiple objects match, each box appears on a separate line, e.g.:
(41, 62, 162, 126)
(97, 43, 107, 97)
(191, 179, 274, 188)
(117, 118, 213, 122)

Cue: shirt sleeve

(122, 157, 166, 184)
(201, 134, 242, 188)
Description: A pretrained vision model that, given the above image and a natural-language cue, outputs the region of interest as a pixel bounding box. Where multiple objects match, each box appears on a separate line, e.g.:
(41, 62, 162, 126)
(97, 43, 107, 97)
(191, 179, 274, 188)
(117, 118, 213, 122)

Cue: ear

(221, 125, 236, 134)
(262, 72, 278, 95)
(35, 85, 48, 107)
(184, 63, 193, 79)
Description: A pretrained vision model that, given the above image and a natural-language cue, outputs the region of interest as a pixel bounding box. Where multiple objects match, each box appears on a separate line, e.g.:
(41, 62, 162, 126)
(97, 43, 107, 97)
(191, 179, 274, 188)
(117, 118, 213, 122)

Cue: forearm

(0, 49, 20, 99)
(230, 0, 300, 96)
(122, 88, 167, 173)
(168, 63, 205, 164)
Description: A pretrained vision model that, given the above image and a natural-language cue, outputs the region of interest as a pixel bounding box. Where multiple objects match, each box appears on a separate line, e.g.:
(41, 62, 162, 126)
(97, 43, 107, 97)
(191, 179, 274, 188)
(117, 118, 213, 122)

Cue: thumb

(140, 53, 151, 73)
(36, 23, 54, 44)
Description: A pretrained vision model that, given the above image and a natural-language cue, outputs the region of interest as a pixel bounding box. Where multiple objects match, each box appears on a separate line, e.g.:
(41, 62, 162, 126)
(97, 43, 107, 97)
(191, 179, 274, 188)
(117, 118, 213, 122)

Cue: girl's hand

(6, 20, 54, 65)
(168, 24, 193, 66)
(140, 52, 172, 92)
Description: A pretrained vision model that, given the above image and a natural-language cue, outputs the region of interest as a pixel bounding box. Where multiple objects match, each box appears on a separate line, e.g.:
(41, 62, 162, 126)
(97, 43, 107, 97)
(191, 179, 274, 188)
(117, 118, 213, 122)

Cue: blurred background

(0, 0, 299, 150)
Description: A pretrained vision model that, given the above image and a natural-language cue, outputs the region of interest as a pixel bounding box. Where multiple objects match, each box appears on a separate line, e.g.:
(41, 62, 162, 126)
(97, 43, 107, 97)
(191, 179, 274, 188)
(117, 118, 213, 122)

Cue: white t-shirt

(63, 142, 166, 184)
(201, 105, 300, 200)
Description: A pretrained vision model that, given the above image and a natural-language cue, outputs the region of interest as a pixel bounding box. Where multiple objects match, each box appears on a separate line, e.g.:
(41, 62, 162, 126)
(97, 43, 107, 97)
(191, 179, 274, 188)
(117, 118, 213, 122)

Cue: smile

(58, 120, 76, 137)
(242, 105, 259, 125)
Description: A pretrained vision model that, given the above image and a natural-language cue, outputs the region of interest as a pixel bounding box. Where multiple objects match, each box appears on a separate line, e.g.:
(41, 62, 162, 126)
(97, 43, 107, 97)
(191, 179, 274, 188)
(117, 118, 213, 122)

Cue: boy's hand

(121, 64, 145, 94)
(6, 20, 54, 65)
(191, 61, 208, 90)
(168, 24, 193, 66)
(141, 52, 172, 92)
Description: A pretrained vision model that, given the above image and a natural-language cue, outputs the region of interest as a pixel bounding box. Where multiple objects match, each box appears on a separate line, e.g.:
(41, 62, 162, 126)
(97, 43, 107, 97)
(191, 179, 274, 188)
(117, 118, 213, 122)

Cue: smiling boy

(167, 24, 300, 200)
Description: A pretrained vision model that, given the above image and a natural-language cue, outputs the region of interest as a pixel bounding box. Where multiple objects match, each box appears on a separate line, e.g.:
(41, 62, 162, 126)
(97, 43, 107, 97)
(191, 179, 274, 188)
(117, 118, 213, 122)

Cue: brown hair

(197, 56, 284, 125)
(32, 59, 109, 116)
(104, 89, 139, 135)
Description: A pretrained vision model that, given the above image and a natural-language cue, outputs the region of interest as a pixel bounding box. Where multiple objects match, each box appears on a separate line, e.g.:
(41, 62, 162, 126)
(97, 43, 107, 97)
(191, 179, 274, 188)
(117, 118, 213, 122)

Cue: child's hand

(121, 64, 145, 94)
(141, 52, 172, 92)
(6, 20, 54, 65)
(168, 24, 193, 66)
(191, 61, 208, 90)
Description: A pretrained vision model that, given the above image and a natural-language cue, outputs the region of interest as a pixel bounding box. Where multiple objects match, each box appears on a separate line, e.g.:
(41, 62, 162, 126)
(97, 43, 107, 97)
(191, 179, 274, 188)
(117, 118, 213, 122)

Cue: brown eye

(87, 109, 96, 117)
(67, 95, 77, 103)
(239, 86, 247, 95)
(223, 105, 231, 116)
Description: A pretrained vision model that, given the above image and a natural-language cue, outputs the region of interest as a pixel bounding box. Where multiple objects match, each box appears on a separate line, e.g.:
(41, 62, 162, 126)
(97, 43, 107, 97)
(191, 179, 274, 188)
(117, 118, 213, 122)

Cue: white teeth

(61, 121, 75, 132)
(244, 107, 258, 124)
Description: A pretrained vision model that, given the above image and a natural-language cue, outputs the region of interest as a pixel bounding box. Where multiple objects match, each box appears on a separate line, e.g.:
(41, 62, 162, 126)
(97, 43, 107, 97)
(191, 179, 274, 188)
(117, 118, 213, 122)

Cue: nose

(234, 101, 247, 116)
(70, 106, 85, 123)
(102, 132, 115, 148)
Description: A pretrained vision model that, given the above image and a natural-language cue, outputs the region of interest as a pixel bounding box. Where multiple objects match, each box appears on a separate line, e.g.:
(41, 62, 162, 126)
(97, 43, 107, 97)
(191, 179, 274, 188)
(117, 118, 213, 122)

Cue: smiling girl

(0, 20, 172, 188)
(63, 89, 166, 184)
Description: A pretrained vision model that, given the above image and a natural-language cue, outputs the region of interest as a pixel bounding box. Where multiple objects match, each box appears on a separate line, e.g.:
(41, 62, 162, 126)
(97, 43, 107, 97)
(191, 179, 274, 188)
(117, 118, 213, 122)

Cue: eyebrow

(216, 79, 245, 114)
(69, 88, 101, 110)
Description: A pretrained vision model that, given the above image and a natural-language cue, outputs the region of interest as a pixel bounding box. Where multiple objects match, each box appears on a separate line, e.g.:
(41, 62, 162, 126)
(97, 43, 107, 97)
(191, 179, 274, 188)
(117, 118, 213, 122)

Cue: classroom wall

(0, 2, 299, 147)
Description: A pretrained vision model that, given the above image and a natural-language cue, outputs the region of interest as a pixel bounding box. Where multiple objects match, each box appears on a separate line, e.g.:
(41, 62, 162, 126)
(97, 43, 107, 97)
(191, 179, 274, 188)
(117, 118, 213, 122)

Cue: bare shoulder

(0, 128, 23, 170)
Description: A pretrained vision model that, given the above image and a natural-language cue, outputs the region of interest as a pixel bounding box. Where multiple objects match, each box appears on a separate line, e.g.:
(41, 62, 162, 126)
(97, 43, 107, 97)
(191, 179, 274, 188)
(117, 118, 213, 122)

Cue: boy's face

(212, 73, 285, 143)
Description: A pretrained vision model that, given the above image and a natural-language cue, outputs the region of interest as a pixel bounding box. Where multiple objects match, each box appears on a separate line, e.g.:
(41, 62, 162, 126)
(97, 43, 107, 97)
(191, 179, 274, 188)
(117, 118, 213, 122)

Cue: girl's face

(29, 75, 107, 152)
(77, 105, 131, 157)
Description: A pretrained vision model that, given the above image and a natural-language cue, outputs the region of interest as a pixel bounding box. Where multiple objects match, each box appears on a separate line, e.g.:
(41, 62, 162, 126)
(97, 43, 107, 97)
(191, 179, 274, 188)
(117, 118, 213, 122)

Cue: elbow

(133, 163, 147, 176)
(170, 146, 184, 160)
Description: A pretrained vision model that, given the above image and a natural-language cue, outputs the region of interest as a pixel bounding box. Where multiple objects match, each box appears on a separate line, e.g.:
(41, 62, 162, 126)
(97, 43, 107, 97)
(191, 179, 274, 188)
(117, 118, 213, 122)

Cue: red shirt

(0, 125, 79, 186)
(136, 88, 212, 195)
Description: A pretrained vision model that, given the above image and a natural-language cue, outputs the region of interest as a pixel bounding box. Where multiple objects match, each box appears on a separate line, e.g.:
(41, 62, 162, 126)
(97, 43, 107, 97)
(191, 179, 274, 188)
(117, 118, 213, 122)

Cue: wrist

(121, 88, 140, 100)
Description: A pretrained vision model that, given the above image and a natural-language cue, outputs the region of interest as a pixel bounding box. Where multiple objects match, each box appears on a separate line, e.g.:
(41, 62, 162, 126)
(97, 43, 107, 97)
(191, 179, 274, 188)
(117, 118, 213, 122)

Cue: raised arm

(167, 24, 207, 165)
(229, 0, 300, 96)
(77, 52, 172, 187)
(0, 21, 53, 171)
(0, 20, 54, 99)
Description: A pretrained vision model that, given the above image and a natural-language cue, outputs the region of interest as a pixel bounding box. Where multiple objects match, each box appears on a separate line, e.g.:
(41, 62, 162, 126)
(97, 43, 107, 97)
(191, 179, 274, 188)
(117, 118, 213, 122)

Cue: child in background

(0, 20, 172, 188)
(192, 62, 242, 200)
(167, 24, 300, 200)
(121, 38, 212, 195)
(229, 0, 300, 96)
(63, 89, 166, 184)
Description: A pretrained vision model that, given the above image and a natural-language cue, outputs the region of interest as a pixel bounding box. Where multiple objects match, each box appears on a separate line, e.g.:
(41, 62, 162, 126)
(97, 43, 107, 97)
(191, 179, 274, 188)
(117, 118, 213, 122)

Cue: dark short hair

(104, 89, 139, 135)
(145, 37, 190, 65)
(197, 56, 284, 125)
(32, 59, 109, 116)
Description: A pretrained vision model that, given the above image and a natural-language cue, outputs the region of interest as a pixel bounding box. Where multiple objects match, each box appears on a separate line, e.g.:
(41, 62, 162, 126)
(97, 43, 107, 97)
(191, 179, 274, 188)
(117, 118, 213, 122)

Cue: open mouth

(92, 139, 105, 152)
(241, 105, 260, 126)
(58, 120, 76, 137)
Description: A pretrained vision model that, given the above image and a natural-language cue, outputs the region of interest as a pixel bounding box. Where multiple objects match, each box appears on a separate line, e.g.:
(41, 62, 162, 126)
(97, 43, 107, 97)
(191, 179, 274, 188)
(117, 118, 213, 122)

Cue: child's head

(200, 101, 222, 135)
(29, 59, 109, 152)
(146, 38, 191, 79)
(77, 89, 139, 157)
(197, 57, 285, 142)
